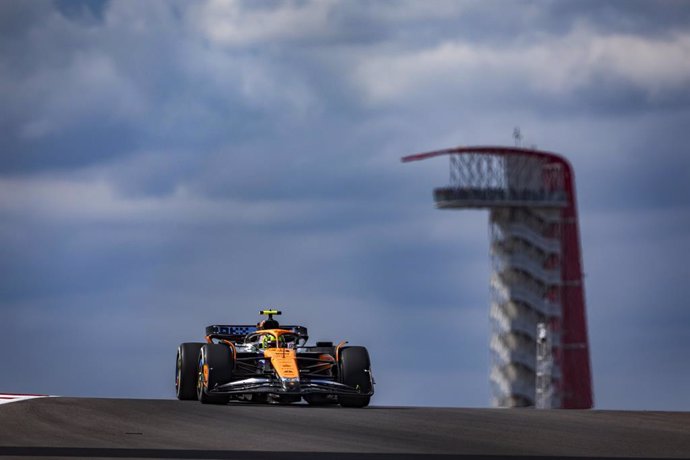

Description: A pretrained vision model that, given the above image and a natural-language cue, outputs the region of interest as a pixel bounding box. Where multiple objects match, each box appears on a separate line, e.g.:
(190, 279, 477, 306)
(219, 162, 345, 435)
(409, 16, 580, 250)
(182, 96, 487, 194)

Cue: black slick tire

(176, 343, 203, 400)
(337, 346, 372, 408)
(197, 343, 233, 405)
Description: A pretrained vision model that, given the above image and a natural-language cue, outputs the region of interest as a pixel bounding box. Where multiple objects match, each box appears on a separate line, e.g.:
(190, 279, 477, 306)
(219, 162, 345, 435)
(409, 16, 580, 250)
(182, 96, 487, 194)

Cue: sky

(1, 0, 689, 410)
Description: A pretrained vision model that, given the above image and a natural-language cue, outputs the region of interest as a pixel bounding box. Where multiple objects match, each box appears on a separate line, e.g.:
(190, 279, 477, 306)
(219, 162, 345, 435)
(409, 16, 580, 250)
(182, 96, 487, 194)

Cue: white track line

(0, 393, 52, 405)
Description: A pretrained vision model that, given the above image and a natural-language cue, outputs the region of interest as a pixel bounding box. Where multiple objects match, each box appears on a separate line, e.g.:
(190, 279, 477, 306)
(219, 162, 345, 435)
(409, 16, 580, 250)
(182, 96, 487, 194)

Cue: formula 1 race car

(175, 310, 374, 407)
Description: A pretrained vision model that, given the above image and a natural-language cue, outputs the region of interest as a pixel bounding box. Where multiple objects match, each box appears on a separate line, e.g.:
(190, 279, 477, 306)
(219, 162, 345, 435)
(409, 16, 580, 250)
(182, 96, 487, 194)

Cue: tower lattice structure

(402, 146, 593, 409)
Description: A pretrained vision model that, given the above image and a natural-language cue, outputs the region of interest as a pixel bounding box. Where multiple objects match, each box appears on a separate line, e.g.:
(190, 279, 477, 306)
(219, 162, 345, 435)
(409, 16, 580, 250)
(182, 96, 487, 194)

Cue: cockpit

(244, 330, 302, 349)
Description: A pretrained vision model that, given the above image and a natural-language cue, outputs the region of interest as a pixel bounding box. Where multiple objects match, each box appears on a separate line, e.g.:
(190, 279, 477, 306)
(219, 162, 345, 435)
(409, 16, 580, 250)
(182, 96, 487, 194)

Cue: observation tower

(403, 146, 592, 409)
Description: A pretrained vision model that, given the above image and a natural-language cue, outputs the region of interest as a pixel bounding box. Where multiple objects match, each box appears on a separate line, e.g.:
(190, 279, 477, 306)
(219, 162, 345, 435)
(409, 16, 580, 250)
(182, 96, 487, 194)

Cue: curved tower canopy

(403, 146, 593, 409)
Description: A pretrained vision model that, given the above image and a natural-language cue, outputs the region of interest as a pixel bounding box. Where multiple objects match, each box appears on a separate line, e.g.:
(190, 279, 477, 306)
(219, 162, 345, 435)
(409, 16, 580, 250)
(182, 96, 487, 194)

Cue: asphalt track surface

(1, 398, 689, 459)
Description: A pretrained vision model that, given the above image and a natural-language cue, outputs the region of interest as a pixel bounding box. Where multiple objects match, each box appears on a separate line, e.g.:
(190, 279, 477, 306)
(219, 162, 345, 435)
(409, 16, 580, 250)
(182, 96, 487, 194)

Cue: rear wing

(205, 325, 309, 343)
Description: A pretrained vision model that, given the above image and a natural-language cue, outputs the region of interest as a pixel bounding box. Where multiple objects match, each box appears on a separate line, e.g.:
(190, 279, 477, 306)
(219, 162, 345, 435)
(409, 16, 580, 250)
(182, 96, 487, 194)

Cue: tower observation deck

(402, 146, 593, 409)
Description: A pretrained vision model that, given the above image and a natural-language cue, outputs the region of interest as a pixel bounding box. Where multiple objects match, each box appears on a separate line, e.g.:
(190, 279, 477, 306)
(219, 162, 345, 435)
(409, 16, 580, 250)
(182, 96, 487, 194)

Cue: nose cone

(281, 377, 300, 392)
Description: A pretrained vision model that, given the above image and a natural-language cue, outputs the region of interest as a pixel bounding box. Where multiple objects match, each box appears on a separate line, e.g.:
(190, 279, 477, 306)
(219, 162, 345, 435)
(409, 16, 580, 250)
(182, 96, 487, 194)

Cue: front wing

(208, 377, 373, 397)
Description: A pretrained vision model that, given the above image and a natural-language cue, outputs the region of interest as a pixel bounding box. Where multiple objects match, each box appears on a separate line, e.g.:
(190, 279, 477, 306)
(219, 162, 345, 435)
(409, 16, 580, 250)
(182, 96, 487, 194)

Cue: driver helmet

(259, 318, 280, 330)
(261, 333, 283, 349)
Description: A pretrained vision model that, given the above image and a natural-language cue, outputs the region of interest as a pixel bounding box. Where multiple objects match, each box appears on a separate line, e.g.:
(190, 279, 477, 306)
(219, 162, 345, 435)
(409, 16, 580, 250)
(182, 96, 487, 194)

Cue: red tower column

(559, 163, 593, 408)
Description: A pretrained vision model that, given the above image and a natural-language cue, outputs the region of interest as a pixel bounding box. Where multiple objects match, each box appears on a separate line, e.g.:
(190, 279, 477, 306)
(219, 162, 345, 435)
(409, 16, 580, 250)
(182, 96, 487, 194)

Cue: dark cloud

(0, 121, 140, 175)
(54, 0, 110, 24)
(0, 1, 49, 40)
(573, 109, 690, 212)
(549, 0, 690, 38)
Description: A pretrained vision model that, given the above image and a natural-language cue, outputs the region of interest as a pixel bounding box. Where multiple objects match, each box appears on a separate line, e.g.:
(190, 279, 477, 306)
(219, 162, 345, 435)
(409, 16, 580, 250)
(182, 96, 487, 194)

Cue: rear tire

(197, 344, 233, 405)
(337, 346, 372, 408)
(176, 343, 203, 400)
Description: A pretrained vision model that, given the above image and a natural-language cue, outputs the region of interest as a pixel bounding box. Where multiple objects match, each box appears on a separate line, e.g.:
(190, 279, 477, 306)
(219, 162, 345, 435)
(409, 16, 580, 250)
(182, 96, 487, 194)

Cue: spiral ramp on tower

(489, 207, 564, 407)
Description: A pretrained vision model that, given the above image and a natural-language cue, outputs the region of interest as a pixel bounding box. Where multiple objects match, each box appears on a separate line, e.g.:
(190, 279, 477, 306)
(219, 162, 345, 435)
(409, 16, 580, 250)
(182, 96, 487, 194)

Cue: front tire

(197, 344, 233, 405)
(337, 346, 372, 408)
(176, 343, 203, 400)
